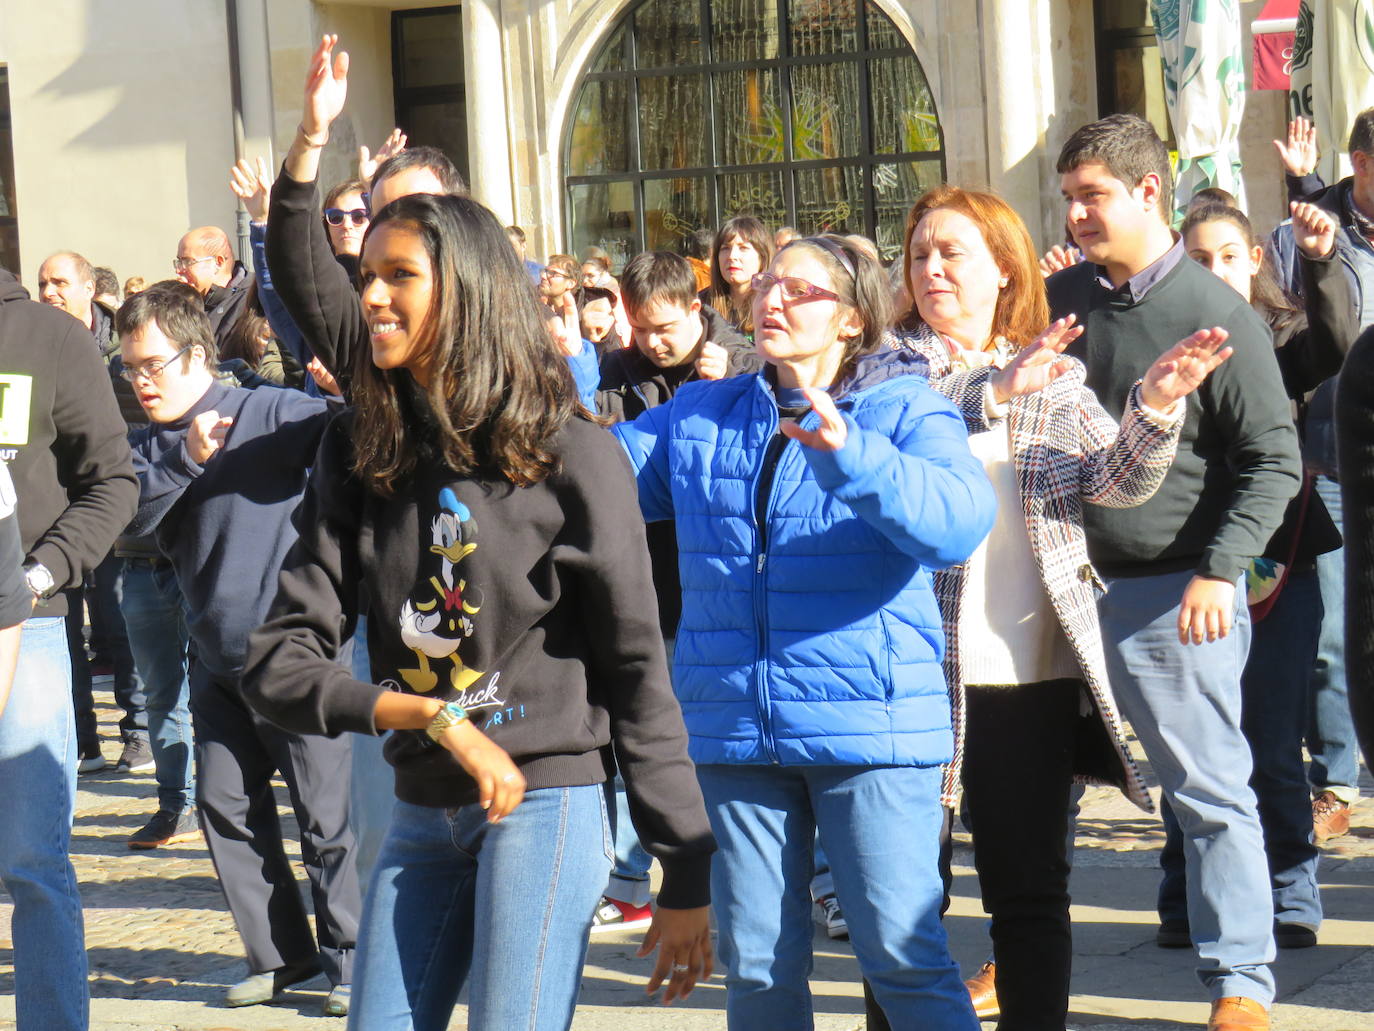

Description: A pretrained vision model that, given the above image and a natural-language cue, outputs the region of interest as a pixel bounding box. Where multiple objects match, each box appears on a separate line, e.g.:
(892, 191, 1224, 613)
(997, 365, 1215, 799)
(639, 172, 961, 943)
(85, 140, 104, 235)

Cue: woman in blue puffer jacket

(613, 234, 996, 1029)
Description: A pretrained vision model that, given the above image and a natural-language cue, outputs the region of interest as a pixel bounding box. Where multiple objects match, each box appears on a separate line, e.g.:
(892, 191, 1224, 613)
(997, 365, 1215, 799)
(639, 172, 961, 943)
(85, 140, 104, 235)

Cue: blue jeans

(1098, 568, 1275, 1005)
(347, 615, 395, 887)
(0, 617, 89, 1030)
(118, 560, 193, 813)
(695, 763, 977, 1030)
(350, 786, 612, 1031)
(1308, 475, 1361, 801)
(605, 772, 654, 907)
(1159, 567, 1324, 931)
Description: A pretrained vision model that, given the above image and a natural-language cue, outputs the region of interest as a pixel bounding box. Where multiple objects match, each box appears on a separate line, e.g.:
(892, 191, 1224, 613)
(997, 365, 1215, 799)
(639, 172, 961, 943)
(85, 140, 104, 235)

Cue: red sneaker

(590, 896, 653, 933)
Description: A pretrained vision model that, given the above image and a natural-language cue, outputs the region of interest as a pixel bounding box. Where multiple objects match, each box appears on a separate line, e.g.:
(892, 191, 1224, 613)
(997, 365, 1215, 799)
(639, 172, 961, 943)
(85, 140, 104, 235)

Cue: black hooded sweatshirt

(0, 272, 138, 615)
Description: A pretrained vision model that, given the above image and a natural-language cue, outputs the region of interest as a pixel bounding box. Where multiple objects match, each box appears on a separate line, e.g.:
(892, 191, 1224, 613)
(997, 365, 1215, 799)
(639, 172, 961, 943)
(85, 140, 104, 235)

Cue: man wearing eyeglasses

(0, 266, 138, 1031)
(173, 226, 253, 348)
(120, 280, 359, 1015)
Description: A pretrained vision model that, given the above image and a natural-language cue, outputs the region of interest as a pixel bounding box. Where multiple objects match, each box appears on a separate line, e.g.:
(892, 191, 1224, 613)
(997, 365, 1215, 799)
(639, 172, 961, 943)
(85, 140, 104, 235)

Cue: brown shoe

(964, 961, 998, 1019)
(1207, 996, 1269, 1030)
(1312, 791, 1351, 843)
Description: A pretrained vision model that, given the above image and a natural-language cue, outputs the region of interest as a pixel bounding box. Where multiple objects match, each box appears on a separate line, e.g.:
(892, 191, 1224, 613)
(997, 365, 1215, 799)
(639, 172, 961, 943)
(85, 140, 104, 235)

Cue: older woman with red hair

(897, 185, 1234, 1029)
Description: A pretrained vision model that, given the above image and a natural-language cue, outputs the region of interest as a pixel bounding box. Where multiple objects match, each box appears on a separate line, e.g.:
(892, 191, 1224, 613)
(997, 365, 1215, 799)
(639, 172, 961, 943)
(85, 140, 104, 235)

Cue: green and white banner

(1290, 0, 1374, 182)
(1151, 0, 1247, 219)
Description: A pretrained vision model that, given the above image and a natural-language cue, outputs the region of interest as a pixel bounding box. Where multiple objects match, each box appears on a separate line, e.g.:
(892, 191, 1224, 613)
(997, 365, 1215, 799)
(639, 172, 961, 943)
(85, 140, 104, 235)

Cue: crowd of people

(0, 32, 1370, 1031)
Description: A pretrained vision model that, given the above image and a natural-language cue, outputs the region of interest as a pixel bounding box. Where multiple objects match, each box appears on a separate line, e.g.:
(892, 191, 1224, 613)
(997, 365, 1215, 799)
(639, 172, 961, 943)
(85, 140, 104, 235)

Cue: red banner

(1253, 29, 1296, 90)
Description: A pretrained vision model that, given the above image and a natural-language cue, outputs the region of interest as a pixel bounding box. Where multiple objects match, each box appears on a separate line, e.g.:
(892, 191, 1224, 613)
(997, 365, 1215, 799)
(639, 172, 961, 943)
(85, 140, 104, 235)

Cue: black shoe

(1155, 918, 1192, 948)
(128, 809, 200, 850)
(115, 735, 155, 774)
(1275, 922, 1317, 949)
(225, 960, 323, 1007)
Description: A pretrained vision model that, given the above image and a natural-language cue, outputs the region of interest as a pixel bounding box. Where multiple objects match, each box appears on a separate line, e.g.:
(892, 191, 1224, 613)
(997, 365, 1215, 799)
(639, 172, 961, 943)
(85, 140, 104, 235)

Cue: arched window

(563, 0, 944, 267)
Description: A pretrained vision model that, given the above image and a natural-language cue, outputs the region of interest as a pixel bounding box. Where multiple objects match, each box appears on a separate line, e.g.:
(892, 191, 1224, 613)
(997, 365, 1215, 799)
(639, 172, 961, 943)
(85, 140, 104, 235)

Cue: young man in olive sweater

(1046, 115, 1301, 1031)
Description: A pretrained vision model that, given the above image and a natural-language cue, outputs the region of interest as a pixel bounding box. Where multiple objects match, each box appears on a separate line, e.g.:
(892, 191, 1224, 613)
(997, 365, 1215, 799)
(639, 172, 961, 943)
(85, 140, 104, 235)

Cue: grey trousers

(191, 664, 361, 985)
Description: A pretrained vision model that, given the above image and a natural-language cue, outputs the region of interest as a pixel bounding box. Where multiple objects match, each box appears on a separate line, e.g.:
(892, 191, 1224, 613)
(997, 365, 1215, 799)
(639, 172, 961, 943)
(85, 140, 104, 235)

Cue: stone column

(463, 0, 516, 225)
(979, 0, 1047, 243)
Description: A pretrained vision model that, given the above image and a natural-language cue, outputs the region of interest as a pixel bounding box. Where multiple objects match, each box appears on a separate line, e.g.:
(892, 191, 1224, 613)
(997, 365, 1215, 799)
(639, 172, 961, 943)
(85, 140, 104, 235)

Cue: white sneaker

(78, 751, 108, 774)
(815, 894, 848, 940)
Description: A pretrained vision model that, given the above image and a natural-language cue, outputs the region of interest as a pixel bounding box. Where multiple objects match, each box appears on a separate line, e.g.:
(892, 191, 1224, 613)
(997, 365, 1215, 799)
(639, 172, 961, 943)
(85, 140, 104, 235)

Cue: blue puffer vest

(613, 349, 996, 768)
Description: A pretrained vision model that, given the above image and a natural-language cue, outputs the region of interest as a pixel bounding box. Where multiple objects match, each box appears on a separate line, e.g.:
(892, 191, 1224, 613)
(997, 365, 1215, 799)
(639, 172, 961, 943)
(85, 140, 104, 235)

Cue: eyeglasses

(120, 344, 194, 383)
(751, 272, 840, 303)
(324, 207, 370, 227)
(541, 267, 574, 281)
(172, 255, 218, 273)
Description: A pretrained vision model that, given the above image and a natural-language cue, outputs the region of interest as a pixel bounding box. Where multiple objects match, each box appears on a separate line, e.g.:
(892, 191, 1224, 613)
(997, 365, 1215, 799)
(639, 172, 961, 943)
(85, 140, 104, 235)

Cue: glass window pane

(720, 171, 787, 226)
(716, 69, 783, 166)
(398, 12, 463, 89)
(400, 100, 469, 183)
(645, 177, 712, 252)
(864, 3, 906, 50)
(639, 75, 708, 170)
(567, 80, 632, 175)
(870, 57, 940, 154)
(791, 63, 861, 159)
(1098, 0, 1152, 31)
(794, 166, 862, 236)
(789, 0, 857, 55)
(711, 0, 780, 62)
(634, 0, 703, 68)
(592, 24, 629, 73)
(872, 159, 942, 264)
(568, 182, 639, 271)
(1108, 44, 1175, 147)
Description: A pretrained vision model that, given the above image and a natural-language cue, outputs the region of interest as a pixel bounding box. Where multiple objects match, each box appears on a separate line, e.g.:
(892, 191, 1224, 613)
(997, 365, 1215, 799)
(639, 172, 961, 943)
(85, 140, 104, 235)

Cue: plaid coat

(899, 326, 1180, 811)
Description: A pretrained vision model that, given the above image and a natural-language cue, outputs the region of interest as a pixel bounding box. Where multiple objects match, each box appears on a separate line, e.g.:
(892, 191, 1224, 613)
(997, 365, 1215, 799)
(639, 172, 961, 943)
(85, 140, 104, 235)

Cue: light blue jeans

(0, 616, 88, 1030)
(1098, 568, 1276, 1005)
(346, 615, 395, 887)
(349, 785, 612, 1031)
(118, 560, 193, 813)
(695, 763, 977, 1030)
(1308, 475, 1361, 801)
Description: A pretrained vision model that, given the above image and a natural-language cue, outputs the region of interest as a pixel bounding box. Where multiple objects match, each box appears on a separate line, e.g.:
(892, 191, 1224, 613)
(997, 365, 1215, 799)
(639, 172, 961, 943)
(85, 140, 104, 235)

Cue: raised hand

(1039, 244, 1082, 279)
(779, 387, 847, 451)
(1273, 116, 1318, 178)
(302, 34, 349, 142)
(358, 128, 407, 182)
(1139, 327, 1232, 412)
(990, 315, 1083, 402)
(1291, 200, 1337, 260)
(229, 156, 273, 223)
(188, 412, 234, 465)
(694, 340, 728, 380)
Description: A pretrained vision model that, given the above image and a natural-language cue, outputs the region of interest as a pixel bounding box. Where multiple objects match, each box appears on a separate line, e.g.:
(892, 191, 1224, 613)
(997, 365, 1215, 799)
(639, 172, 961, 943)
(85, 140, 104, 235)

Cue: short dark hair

(505, 225, 527, 244)
(1349, 107, 1374, 157)
(93, 266, 119, 300)
(371, 146, 467, 198)
(323, 178, 369, 210)
(114, 280, 217, 366)
(619, 252, 698, 314)
(1057, 113, 1174, 223)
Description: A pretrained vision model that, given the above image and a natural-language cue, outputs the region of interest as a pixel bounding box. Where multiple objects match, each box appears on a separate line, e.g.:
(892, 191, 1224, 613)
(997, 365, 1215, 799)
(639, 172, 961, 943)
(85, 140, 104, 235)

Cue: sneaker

(77, 749, 108, 775)
(129, 809, 200, 850)
(323, 983, 351, 1016)
(225, 960, 322, 1007)
(590, 896, 653, 932)
(1313, 791, 1351, 843)
(115, 736, 155, 774)
(815, 894, 849, 940)
(1274, 922, 1318, 949)
(1155, 918, 1191, 948)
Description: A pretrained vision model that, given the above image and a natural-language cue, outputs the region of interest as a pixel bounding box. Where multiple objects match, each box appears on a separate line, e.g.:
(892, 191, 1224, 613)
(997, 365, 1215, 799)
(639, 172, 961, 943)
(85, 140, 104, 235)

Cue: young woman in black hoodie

(242, 193, 714, 1030)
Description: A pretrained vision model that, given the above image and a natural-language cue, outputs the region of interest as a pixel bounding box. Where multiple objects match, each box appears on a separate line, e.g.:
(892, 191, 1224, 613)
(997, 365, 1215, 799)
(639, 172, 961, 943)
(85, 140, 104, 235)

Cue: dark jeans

(1159, 567, 1324, 930)
(67, 567, 146, 755)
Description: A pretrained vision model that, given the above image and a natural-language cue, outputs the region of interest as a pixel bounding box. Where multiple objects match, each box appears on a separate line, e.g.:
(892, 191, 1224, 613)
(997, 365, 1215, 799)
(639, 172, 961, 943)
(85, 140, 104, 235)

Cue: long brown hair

(902, 185, 1049, 347)
(705, 215, 774, 335)
(350, 194, 577, 495)
(1180, 203, 1299, 330)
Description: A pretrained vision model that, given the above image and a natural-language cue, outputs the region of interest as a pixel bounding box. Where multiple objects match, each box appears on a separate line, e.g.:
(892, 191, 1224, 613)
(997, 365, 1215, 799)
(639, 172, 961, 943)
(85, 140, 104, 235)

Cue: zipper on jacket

(751, 412, 795, 764)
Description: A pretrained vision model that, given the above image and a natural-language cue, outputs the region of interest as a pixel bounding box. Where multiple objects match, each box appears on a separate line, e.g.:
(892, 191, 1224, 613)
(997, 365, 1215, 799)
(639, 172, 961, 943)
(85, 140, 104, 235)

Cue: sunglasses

(324, 207, 370, 227)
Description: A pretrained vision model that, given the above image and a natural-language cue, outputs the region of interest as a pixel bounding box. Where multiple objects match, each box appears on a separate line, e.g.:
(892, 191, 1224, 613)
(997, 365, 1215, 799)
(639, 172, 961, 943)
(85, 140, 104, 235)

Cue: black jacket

(595, 306, 760, 634)
(1336, 324, 1374, 759)
(205, 262, 253, 348)
(0, 272, 138, 615)
(242, 405, 715, 909)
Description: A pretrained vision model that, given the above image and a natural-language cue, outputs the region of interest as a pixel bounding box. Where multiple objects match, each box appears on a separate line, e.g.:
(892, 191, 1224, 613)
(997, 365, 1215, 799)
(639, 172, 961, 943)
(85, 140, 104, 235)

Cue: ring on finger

(502, 772, 518, 783)
(672, 963, 690, 973)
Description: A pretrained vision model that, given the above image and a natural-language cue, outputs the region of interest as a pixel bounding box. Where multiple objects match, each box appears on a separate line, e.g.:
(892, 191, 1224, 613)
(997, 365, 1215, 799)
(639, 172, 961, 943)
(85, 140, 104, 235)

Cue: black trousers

(191, 665, 361, 985)
(959, 678, 1081, 1031)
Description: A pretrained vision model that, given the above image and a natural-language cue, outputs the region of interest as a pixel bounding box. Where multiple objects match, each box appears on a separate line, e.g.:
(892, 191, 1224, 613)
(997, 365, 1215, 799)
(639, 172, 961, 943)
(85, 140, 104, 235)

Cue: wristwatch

(426, 701, 469, 742)
(22, 561, 56, 601)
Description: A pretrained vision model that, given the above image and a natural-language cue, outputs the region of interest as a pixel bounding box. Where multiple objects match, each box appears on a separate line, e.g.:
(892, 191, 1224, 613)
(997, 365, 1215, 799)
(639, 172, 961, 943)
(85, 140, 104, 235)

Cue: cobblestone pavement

(1, 688, 1372, 1029)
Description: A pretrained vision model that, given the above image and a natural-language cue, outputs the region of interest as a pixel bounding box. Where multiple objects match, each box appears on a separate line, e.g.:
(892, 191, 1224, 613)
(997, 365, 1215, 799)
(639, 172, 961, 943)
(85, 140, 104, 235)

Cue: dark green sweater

(1048, 255, 1301, 581)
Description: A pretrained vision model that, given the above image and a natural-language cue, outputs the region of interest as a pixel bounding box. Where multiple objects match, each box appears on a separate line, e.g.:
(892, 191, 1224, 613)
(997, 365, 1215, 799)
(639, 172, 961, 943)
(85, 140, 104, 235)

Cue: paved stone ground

(1, 687, 1372, 1029)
